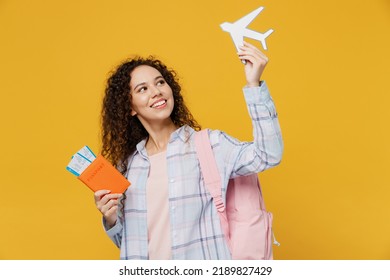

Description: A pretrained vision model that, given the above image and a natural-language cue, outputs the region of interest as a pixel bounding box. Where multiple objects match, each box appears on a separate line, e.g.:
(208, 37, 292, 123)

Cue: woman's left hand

(238, 41, 269, 87)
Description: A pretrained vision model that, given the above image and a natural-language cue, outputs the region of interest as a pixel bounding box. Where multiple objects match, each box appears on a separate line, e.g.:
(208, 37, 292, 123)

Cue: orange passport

(78, 155, 130, 193)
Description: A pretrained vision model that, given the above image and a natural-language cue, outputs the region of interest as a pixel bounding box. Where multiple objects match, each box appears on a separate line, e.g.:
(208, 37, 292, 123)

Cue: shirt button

(169, 178, 175, 183)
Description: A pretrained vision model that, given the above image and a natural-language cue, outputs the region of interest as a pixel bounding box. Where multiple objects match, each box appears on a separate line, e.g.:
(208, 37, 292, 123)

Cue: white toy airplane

(220, 6, 274, 52)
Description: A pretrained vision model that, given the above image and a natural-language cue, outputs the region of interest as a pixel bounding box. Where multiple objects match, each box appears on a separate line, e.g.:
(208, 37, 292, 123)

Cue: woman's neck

(144, 121, 178, 156)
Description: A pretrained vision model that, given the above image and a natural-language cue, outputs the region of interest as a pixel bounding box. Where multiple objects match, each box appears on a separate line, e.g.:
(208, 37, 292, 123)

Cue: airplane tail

(254, 29, 274, 50)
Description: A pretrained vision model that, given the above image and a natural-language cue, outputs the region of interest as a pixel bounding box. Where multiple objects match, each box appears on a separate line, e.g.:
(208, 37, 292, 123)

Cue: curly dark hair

(101, 56, 201, 174)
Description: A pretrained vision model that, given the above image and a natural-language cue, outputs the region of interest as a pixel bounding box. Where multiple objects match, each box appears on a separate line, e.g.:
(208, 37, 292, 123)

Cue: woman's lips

(150, 99, 167, 108)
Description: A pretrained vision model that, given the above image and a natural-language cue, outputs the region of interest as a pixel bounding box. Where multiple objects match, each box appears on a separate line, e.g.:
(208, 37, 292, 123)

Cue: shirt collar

(169, 125, 195, 143)
(135, 125, 196, 157)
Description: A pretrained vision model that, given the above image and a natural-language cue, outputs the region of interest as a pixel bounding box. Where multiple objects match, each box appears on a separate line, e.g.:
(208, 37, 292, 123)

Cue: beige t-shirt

(146, 151, 172, 259)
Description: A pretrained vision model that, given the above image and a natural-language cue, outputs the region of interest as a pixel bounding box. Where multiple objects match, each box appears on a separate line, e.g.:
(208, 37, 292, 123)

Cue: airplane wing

(230, 31, 244, 52)
(232, 6, 264, 28)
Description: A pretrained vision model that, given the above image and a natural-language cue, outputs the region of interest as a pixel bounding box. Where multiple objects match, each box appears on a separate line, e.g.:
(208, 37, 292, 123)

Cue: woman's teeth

(151, 100, 166, 108)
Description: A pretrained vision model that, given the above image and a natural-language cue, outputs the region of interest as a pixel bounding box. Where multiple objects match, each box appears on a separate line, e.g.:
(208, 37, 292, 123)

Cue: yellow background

(0, 0, 389, 260)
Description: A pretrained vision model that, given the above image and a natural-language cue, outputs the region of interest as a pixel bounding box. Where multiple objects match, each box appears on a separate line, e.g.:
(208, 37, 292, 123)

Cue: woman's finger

(96, 192, 122, 204)
(239, 47, 268, 63)
(238, 53, 266, 67)
(100, 198, 119, 215)
(94, 190, 111, 203)
(95, 192, 122, 212)
(242, 41, 263, 55)
(100, 193, 122, 205)
(105, 205, 118, 218)
(240, 42, 268, 61)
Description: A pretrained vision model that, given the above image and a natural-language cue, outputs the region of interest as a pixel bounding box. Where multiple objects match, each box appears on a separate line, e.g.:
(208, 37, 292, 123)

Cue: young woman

(94, 42, 283, 259)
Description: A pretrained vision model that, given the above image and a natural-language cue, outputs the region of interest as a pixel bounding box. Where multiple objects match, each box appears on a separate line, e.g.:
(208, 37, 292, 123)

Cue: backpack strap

(195, 129, 231, 249)
(194, 129, 225, 212)
(257, 177, 267, 211)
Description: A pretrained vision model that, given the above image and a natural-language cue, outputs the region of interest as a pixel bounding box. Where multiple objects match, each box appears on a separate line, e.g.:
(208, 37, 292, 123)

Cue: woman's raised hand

(94, 190, 122, 228)
(238, 41, 269, 87)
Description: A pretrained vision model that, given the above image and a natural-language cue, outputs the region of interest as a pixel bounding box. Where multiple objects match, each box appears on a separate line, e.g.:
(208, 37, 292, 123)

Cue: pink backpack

(194, 129, 279, 260)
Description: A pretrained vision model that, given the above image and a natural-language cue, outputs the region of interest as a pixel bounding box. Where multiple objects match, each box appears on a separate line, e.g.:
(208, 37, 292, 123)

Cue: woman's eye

(139, 86, 147, 93)
(157, 80, 165, 86)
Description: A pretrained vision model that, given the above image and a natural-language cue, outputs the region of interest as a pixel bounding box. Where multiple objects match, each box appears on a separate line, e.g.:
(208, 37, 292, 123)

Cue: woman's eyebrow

(133, 76, 164, 91)
(133, 82, 146, 91)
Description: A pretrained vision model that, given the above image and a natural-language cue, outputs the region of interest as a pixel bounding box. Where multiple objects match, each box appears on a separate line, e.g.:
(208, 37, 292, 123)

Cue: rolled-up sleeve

(103, 217, 123, 248)
(216, 81, 283, 178)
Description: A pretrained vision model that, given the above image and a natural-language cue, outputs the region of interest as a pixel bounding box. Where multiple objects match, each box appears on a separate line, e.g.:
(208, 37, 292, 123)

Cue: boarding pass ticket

(66, 145, 96, 176)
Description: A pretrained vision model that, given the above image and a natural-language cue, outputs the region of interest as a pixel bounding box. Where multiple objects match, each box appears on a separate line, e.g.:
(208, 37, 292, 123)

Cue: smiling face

(129, 65, 174, 126)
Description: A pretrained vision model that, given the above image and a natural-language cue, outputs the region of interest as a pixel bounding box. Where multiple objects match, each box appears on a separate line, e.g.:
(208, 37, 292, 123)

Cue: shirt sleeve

(103, 217, 123, 248)
(214, 81, 283, 178)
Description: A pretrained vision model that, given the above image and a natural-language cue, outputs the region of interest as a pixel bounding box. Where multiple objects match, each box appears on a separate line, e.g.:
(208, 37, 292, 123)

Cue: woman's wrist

(246, 81, 260, 87)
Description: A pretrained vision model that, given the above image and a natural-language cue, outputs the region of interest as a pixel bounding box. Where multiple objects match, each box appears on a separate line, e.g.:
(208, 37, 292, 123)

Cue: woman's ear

(130, 109, 137, 116)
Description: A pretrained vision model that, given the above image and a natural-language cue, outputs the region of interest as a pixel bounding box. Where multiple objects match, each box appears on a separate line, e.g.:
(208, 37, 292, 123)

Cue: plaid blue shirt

(105, 81, 283, 259)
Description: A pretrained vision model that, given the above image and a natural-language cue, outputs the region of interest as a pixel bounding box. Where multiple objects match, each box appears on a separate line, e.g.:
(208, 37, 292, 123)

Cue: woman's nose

(151, 86, 162, 98)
